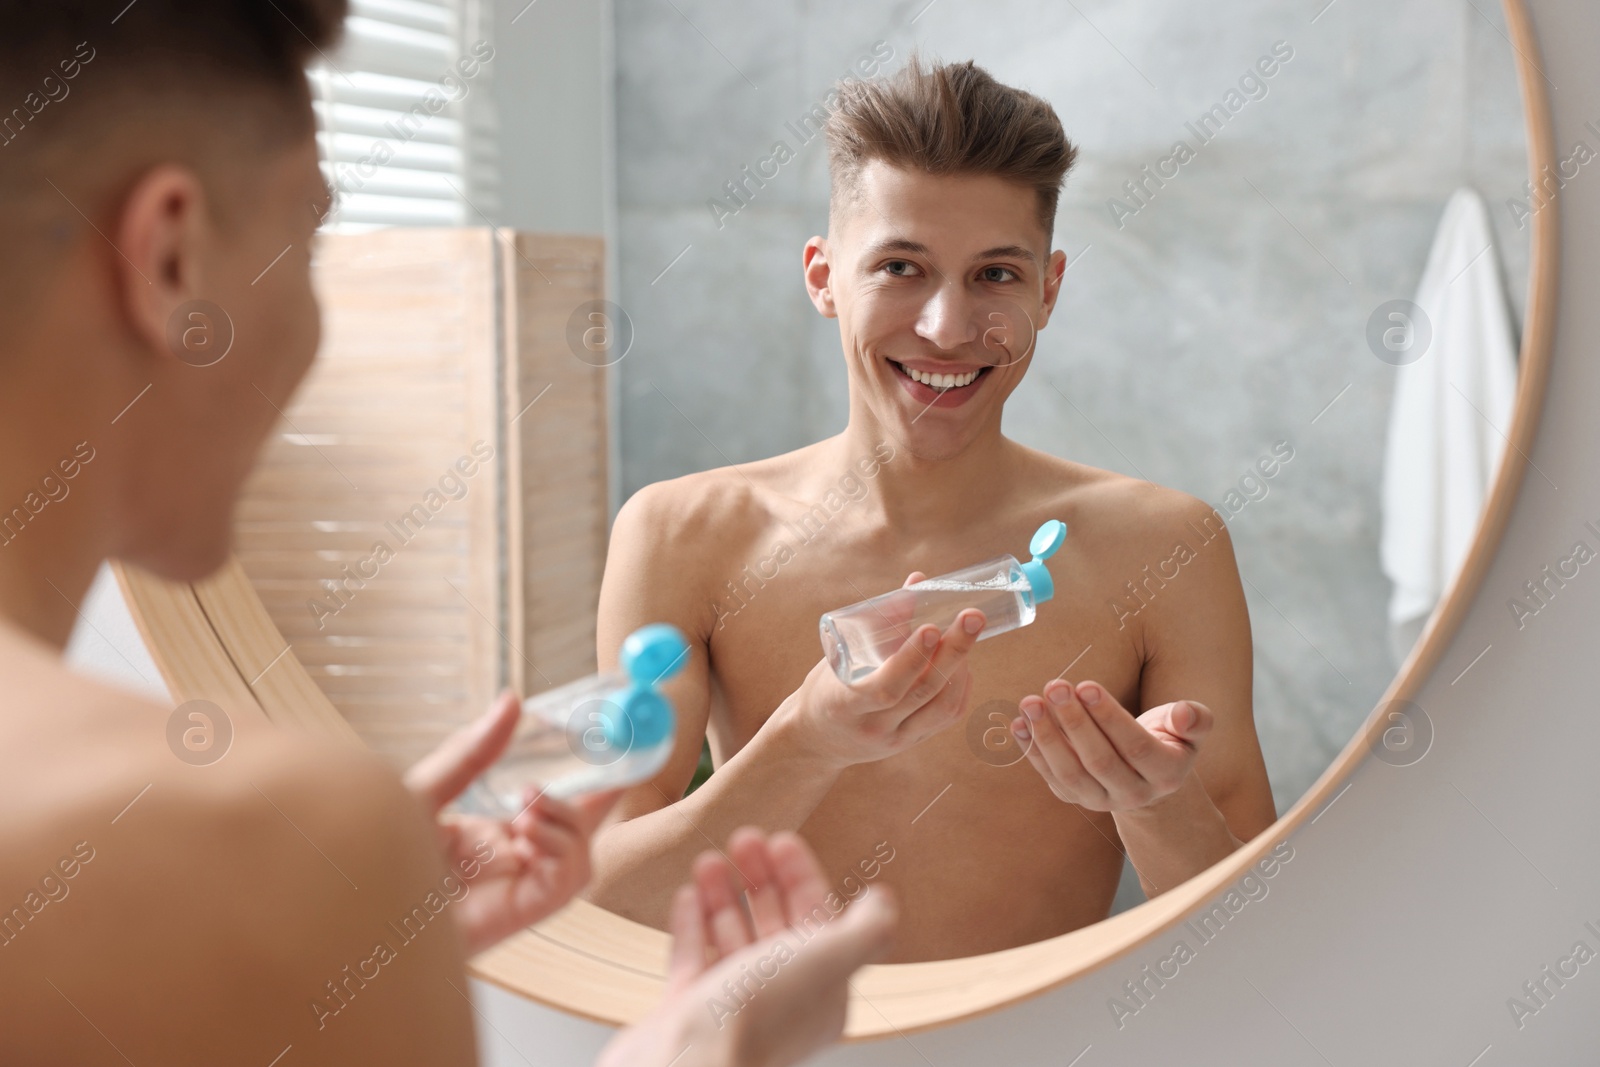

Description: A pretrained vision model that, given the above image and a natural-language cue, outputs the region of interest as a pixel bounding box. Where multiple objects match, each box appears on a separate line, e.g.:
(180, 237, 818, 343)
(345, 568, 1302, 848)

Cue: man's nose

(914, 286, 979, 351)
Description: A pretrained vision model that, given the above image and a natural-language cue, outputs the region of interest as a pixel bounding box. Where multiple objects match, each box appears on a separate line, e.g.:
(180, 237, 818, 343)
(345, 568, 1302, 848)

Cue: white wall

(64, 564, 168, 702)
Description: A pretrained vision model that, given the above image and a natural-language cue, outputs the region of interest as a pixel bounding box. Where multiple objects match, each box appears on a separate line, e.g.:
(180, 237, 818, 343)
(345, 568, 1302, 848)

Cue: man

(591, 57, 1278, 961)
(0, 2, 893, 1064)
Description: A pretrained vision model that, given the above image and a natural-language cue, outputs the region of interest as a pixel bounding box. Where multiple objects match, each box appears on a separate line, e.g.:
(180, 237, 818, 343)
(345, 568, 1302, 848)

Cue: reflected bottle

(461, 623, 690, 813)
(819, 520, 1066, 684)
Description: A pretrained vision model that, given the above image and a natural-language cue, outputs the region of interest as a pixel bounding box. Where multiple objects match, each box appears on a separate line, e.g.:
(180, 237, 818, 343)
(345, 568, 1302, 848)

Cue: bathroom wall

(490, 0, 610, 235)
(610, 0, 1532, 818)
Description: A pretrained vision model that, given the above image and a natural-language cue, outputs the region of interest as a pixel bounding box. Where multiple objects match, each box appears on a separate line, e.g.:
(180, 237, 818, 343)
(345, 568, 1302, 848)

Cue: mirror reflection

(579, 1, 1532, 960)
(241, 0, 1533, 965)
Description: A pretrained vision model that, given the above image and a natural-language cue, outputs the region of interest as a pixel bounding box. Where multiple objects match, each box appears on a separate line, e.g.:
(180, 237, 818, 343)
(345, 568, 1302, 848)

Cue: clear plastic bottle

(819, 520, 1066, 684)
(459, 624, 690, 814)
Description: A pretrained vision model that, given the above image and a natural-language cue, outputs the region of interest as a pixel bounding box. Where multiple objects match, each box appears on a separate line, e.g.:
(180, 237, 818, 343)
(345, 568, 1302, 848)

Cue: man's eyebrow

(972, 244, 1038, 265)
(861, 237, 932, 258)
(860, 238, 1038, 266)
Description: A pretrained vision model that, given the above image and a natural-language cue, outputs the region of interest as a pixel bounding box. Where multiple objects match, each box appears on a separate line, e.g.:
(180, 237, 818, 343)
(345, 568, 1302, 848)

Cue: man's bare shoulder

(0, 623, 385, 797)
(0, 622, 169, 774)
(1011, 447, 1209, 537)
(0, 625, 433, 903)
(1017, 447, 1234, 565)
(612, 441, 838, 552)
(0, 628, 475, 1064)
(1086, 477, 1224, 544)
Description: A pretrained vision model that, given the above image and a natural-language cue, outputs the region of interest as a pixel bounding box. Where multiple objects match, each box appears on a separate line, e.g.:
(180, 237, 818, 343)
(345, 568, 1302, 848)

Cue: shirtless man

(590, 57, 1278, 961)
(0, 2, 894, 1063)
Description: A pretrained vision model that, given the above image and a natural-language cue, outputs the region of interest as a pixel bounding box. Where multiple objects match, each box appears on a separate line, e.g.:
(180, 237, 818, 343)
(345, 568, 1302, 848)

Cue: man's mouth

(890, 360, 991, 393)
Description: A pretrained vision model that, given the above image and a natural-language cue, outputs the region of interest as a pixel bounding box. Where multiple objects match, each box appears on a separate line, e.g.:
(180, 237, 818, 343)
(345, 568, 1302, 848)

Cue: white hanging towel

(1379, 187, 1518, 660)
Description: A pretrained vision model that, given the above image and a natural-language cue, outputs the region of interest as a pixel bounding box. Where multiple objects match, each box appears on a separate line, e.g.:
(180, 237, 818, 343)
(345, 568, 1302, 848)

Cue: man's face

(117, 130, 328, 580)
(811, 161, 1066, 460)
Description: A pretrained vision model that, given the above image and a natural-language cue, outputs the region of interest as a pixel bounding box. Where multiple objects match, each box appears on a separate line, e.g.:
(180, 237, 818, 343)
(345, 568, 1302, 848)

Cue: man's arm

(586, 480, 851, 927)
(586, 480, 983, 928)
(1013, 491, 1277, 899)
(1109, 496, 1277, 896)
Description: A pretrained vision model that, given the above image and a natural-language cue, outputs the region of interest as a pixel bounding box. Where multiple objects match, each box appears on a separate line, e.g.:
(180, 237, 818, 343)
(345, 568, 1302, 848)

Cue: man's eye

(884, 260, 916, 276)
(981, 266, 1017, 283)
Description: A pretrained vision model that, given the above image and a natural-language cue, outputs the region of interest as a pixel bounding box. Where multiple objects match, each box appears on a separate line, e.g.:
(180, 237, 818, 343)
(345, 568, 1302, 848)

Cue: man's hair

(0, 1, 347, 101)
(824, 55, 1077, 238)
(0, 0, 347, 317)
(0, 0, 347, 170)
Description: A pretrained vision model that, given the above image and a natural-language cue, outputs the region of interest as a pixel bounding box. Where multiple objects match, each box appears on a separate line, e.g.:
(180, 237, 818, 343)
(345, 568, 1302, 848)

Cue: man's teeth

(897, 363, 980, 389)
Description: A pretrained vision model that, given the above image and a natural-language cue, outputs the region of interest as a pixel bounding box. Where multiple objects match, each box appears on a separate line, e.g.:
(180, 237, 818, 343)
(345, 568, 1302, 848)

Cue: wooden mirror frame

(115, 0, 1558, 1040)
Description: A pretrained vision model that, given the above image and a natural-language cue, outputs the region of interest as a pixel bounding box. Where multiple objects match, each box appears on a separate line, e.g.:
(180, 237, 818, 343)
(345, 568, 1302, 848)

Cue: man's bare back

(591, 434, 1275, 961)
(0, 620, 480, 1064)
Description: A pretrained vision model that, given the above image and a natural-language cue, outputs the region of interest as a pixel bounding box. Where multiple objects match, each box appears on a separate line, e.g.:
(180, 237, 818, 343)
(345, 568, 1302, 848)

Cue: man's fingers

(893, 665, 972, 745)
(921, 608, 985, 683)
(1076, 682, 1198, 791)
(1142, 699, 1214, 749)
(527, 816, 579, 860)
(895, 609, 985, 713)
(728, 827, 788, 938)
(694, 850, 755, 956)
(665, 883, 711, 990)
(852, 600, 984, 710)
(403, 690, 521, 811)
(851, 623, 943, 705)
(512, 789, 583, 838)
(1018, 692, 1106, 806)
(511, 788, 620, 843)
(765, 830, 833, 926)
(436, 817, 518, 880)
(798, 884, 898, 977)
(1042, 681, 1147, 800)
(901, 571, 927, 588)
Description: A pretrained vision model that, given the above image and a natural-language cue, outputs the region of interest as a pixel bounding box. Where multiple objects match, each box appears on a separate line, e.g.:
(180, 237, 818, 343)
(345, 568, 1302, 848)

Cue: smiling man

(591, 56, 1278, 961)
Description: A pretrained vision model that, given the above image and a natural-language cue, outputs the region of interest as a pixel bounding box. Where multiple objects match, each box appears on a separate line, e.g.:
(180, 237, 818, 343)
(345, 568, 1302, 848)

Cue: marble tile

(615, 203, 814, 491)
(615, 0, 805, 208)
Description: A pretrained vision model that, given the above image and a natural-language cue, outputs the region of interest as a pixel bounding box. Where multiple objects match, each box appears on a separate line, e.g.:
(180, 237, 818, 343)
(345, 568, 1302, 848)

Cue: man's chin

(123, 529, 234, 584)
(884, 413, 979, 462)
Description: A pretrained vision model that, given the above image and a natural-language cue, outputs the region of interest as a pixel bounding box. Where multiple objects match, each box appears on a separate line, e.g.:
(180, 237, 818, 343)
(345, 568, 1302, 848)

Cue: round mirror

(119, 0, 1556, 1038)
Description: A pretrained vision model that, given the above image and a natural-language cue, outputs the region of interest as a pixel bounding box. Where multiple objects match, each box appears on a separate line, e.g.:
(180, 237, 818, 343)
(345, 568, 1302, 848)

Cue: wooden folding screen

(231, 228, 608, 770)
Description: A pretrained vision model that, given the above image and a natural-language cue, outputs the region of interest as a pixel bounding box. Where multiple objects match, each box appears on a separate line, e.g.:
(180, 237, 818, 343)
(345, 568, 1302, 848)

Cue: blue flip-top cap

(622, 623, 690, 685)
(604, 624, 690, 749)
(1019, 519, 1067, 604)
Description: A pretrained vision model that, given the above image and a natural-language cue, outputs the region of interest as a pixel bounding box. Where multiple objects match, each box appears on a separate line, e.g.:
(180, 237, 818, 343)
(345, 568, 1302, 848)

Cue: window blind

(312, 0, 500, 231)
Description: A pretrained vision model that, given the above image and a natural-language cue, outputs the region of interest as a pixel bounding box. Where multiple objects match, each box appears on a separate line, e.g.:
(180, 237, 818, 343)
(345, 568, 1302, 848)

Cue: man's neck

(0, 525, 103, 652)
(0, 377, 112, 651)
(835, 417, 1021, 539)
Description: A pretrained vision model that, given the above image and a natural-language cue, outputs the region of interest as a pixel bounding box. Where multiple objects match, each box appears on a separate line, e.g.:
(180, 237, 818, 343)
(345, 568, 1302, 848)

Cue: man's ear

(1037, 247, 1067, 330)
(113, 164, 209, 362)
(803, 236, 837, 319)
